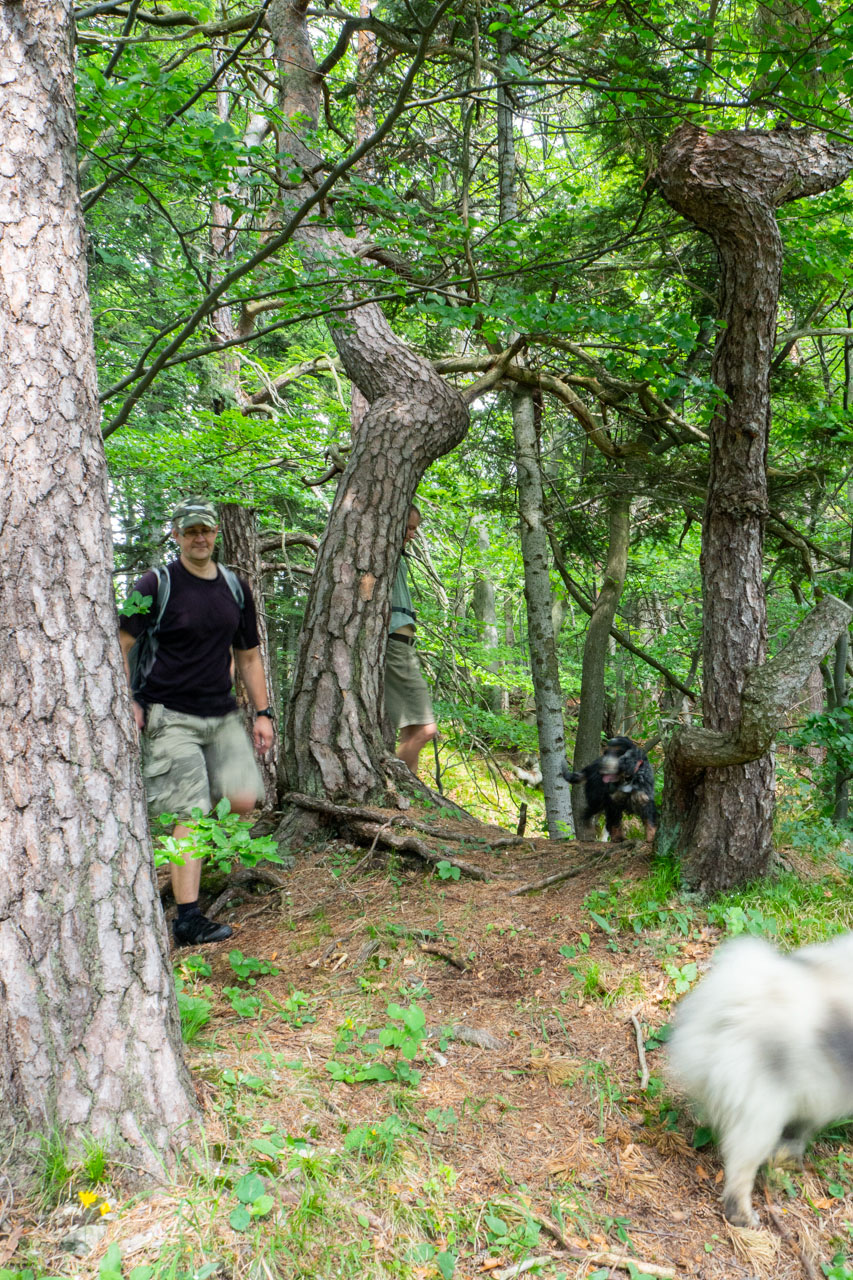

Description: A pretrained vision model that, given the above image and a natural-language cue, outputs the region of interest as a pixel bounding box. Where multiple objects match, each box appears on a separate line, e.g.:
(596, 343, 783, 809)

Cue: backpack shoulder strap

(217, 563, 245, 611)
(151, 565, 171, 630)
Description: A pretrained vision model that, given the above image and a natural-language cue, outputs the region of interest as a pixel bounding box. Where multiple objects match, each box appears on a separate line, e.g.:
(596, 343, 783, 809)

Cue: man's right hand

(132, 700, 145, 732)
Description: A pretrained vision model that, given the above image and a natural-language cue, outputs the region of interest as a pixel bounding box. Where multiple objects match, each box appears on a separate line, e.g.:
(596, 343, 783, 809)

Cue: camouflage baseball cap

(171, 497, 219, 531)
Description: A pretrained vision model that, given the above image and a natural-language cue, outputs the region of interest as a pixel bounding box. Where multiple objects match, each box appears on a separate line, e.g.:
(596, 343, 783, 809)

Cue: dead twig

(519, 1206, 678, 1278)
(508, 850, 611, 895)
(629, 1008, 651, 1090)
(419, 941, 470, 971)
(764, 1190, 821, 1280)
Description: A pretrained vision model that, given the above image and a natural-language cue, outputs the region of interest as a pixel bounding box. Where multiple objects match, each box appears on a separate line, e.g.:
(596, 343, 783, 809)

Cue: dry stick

(508, 1208, 678, 1280)
(508, 850, 612, 896)
(629, 1009, 651, 1090)
(517, 802, 528, 836)
(418, 941, 470, 971)
(763, 1191, 821, 1280)
(348, 820, 496, 881)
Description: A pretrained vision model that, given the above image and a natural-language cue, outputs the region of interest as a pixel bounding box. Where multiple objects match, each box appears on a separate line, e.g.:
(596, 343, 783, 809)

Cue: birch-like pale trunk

(571, 495, 630, 839)
(512, 389, 573, 838)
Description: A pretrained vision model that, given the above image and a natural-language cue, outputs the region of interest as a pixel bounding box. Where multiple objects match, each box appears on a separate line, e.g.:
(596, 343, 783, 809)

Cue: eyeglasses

(179, 526, 217, 538)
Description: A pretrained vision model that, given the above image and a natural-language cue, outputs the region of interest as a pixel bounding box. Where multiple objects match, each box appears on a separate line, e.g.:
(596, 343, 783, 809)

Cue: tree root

(204, 864, 290, 919)
(347, 820, 496, 881)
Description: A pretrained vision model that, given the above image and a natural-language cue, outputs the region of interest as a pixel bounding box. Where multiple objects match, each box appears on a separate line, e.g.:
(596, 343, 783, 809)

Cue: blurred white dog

(667, 931, 853, 1226)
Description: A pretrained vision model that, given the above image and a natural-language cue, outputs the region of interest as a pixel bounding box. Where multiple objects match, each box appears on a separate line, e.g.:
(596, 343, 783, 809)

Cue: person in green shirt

(384, 505, 437, 775)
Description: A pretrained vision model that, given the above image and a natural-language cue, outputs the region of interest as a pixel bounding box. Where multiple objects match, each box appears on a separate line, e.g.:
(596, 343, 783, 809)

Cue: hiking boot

(172, 912, 233, 946)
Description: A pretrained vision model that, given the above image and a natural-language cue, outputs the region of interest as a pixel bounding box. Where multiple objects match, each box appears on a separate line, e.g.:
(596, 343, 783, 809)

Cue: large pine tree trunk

(0, 0, 196, 1154)
(270, 0, 468, 803)
(657, 125, 853, 890)
(511, 388, 573, 838)
(572, 495, 630, 838)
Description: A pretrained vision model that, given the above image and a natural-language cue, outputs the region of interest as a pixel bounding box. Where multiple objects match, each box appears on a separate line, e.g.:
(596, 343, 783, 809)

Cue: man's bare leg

(397, 722, 437, 774)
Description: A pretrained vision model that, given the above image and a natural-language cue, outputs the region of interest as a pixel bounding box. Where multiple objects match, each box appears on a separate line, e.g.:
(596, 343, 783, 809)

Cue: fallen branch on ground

(499, 1205, 678, 1278)
(508, 849, 612, 895)
(419, 941, 470, 971)
(629, 1008, 650, 1090)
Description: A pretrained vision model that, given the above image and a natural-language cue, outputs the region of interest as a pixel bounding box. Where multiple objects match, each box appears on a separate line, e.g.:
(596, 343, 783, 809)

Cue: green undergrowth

(433, 740, 547, 832)
(15, 798, 853, 1280)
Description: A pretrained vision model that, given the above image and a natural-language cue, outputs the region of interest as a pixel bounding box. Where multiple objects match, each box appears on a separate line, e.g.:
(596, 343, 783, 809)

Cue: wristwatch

(255, 707, 274, 719)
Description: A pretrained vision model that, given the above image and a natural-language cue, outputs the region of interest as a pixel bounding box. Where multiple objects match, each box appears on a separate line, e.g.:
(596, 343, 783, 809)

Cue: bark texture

(512, 388, 573, 838)
(571, 496, 630, 839)
(0, 0, 196, 1153)
(270, 0, 468, 802)
(657, 124, 853, 890)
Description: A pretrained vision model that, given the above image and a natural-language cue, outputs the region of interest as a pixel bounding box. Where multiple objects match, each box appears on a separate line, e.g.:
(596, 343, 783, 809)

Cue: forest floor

(11, 796, 853, 1280)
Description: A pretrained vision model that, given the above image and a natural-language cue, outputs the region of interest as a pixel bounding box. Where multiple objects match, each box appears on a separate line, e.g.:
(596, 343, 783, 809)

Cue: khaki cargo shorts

(384, 636, 435, 730)
(141, 704, 264, 820)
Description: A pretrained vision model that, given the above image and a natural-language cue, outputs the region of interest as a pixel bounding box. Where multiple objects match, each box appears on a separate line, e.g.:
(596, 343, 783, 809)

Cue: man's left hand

(253, 716, 275, 754)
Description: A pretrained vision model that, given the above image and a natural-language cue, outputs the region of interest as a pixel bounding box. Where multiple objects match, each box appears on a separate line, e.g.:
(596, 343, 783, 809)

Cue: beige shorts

(141, 704, 264, 820)
(384, 637, 435, 731)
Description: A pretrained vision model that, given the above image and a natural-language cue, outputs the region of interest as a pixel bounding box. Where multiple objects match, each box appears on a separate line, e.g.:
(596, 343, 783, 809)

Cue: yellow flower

(99, 1201, 112, 1216)
(78, 1190, 98, 1208)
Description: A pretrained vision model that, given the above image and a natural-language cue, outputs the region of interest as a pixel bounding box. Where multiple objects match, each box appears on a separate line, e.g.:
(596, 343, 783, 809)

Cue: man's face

(403, 511, 420, 547)
(174, 523, 218, 560)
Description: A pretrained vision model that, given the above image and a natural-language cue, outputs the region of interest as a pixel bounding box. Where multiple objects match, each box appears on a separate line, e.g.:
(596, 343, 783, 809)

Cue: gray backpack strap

(128, 566, 170, 696)
(218, 563, 245, 612)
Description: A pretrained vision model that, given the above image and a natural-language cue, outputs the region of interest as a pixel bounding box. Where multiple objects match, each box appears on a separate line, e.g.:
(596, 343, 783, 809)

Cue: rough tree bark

(571, 495, 630, 839)
(656, 124, 853, 890)
(0, 0, 197, 1156)
(271, 0, 468, 804)
(511, 388, 573, 838)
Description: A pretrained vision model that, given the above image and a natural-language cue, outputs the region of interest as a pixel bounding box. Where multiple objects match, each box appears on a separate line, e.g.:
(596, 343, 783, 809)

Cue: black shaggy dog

(562, 735, 657, 841)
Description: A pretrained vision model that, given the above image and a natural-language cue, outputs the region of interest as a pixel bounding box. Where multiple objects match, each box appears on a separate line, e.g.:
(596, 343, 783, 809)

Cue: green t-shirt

(390, 555, 417, 633)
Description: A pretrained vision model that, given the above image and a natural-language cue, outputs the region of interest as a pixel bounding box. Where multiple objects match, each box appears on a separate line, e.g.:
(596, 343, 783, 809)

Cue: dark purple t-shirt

(120, 559, 260, 716)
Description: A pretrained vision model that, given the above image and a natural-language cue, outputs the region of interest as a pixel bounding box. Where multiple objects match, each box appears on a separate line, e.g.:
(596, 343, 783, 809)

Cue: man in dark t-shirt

(119, 498, 274, 946)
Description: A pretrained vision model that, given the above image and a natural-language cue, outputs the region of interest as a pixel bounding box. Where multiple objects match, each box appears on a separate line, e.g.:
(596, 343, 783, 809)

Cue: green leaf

(235, 1171, 266, 1203)
(436, 1250, 457, 1279)
(403, 1004, 426, 1033)
(229, 1205, 252, 1232)
(251, 1194, 275, 1217)
(100, 1245, 123, 1278)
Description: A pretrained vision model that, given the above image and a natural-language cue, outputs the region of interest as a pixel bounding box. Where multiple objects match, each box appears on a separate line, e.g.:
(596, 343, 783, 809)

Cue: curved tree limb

(669, 594, 852, 773)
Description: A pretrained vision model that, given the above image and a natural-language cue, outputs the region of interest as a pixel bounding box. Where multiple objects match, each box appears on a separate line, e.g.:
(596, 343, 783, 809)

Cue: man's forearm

(234, 648, 270, 710)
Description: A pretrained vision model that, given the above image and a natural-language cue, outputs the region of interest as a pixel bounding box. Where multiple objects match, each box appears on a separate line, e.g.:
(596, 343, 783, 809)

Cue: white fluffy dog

(667, 931, 853, 1226)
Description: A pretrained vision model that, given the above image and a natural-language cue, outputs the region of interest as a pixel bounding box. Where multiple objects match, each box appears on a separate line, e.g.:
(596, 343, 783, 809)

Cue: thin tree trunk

(571, 496, 630, 838)
(657, 124, 853, 890)
(832, 527, 853, 823)
(512, 388, 573, 838)
(219, 503, 279, 807)
(0, 0, 196, 1156)
(472, 523, 502, 713)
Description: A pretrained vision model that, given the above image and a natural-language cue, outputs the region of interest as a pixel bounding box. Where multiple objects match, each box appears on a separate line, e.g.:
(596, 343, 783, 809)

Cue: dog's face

(599, 742, 644, 785)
